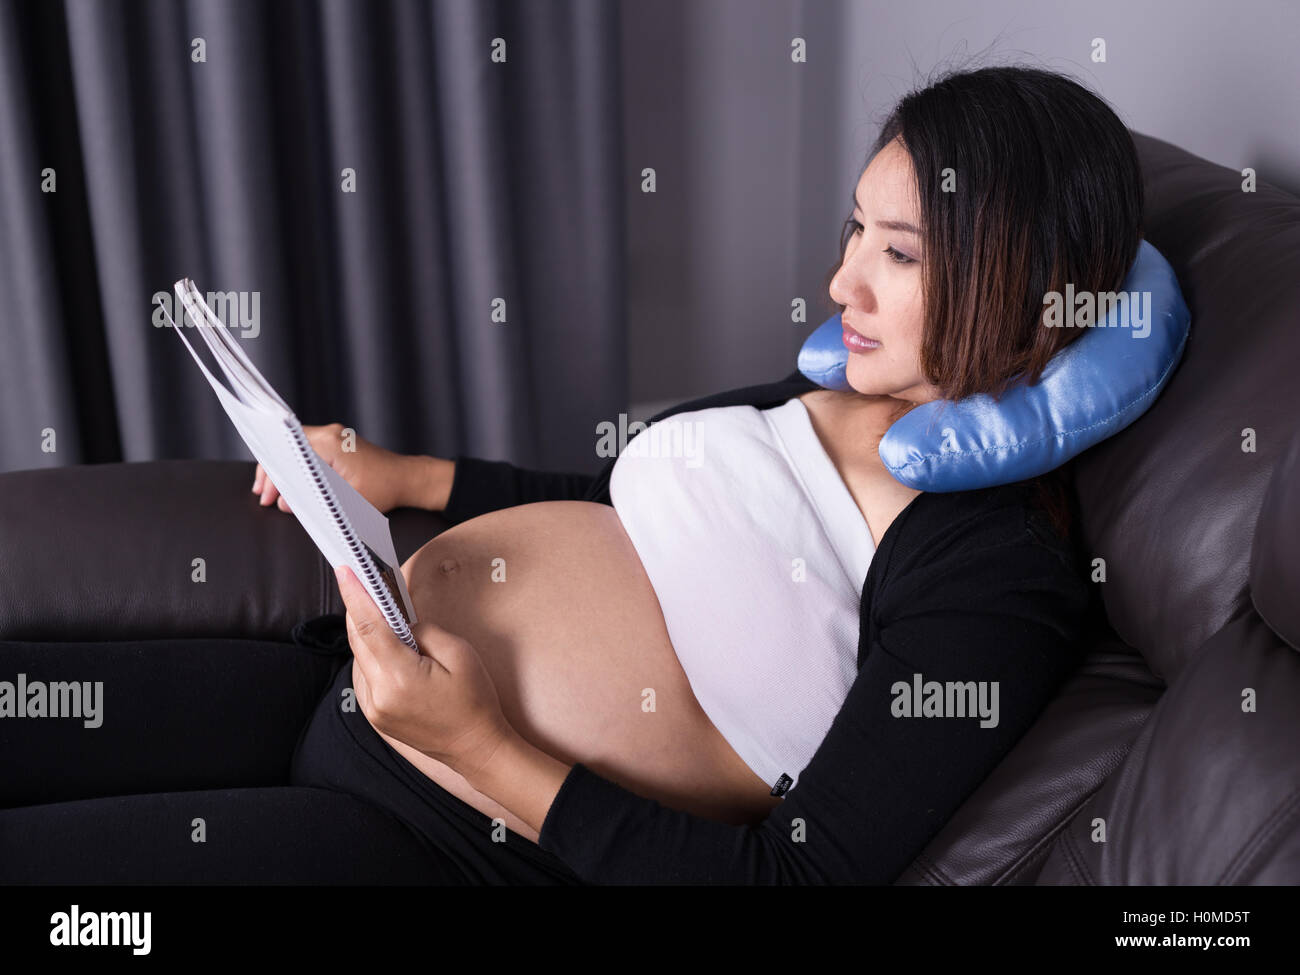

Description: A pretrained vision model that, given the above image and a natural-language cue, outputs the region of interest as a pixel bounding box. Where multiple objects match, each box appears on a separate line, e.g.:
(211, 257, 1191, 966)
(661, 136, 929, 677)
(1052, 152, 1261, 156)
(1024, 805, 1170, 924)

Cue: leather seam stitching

(1215, 783, 1300, 885)
(1058, 823, 1095, 885)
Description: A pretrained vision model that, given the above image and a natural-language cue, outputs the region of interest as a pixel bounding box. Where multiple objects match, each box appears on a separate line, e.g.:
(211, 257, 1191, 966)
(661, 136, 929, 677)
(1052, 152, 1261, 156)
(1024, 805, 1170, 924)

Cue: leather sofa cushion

(1251, 428, 1300, 651)
(1034, 609, 1300, 884)
(0, 459, 446, 642)
(1072, 133, 1300, 680)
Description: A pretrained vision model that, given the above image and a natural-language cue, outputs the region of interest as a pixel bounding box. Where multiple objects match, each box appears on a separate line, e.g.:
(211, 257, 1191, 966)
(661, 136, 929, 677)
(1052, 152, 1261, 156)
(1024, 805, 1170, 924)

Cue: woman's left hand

(334, 564, 511, 778)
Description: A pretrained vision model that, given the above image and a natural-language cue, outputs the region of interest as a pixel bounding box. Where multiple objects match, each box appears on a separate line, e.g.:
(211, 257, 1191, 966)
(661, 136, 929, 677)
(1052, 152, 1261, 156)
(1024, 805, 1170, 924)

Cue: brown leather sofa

(1, 133, 1296, 883)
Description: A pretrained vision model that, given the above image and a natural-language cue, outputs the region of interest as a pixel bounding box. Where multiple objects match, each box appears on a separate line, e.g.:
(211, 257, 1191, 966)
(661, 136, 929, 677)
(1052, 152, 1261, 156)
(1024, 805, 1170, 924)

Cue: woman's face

(828, 137, 943, 405)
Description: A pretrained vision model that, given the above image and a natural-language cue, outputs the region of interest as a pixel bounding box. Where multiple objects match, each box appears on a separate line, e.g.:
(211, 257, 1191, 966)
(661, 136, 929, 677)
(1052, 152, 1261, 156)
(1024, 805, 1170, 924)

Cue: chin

(844, 360, 900, 397)
(846, 361, 940, 406)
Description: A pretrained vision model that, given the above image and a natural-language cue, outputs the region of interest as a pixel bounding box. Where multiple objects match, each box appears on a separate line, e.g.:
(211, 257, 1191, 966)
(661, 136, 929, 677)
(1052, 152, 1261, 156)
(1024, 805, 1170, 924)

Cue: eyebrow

(852, 193, 920, 236)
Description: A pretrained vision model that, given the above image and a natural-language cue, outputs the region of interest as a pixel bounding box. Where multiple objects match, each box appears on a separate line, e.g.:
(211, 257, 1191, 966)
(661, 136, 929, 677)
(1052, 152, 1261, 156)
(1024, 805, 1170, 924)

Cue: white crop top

(608, 396, 876, 794)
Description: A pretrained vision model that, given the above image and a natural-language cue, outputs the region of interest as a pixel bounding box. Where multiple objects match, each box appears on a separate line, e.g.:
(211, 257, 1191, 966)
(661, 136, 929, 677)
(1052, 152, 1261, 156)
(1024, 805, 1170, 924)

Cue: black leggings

(0, 616, 583, 885)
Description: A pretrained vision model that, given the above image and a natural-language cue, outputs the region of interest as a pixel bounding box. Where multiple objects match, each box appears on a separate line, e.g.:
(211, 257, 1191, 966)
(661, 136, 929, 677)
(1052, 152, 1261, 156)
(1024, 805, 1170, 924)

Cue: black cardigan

(441, 370, 1091, 884)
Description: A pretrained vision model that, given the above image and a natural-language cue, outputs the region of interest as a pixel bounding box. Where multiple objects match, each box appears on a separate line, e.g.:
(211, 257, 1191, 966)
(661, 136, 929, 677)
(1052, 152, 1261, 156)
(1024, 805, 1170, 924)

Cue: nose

(828, 241, 875, 314)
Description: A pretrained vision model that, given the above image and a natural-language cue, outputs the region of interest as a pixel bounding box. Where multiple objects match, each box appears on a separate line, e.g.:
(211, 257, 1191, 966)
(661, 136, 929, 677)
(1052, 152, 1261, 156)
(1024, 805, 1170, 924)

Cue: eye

(883, 245, 916, 265)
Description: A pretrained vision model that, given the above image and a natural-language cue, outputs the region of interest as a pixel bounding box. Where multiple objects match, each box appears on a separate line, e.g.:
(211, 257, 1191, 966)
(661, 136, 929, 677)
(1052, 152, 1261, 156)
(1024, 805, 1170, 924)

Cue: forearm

(458, 727, 572, 838)
(398, 454, 455, 511)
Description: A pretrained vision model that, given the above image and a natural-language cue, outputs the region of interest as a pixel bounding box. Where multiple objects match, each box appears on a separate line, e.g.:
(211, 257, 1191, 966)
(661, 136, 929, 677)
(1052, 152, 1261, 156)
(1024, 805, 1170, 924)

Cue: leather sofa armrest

(0, 460, 450, 643)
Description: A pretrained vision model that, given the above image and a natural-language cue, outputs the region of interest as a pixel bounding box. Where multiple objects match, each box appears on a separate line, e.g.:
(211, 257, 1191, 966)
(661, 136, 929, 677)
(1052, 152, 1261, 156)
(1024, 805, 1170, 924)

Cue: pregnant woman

(0, 65, 1133, 885)
(270, 65, 1138, 883)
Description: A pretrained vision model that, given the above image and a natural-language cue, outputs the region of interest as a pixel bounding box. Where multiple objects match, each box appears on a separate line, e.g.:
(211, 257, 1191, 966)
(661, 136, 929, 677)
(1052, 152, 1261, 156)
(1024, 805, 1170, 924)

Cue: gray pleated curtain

(0, 0, 626, 474)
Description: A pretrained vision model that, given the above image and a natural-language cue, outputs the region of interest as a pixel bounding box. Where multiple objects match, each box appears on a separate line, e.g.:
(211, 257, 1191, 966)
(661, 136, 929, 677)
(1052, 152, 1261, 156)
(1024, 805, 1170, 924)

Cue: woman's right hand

(251, 422, 455, 514)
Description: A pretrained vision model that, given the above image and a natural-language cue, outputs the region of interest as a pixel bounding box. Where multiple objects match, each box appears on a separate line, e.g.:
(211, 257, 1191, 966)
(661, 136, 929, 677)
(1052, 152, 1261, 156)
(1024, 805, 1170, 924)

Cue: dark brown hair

(824, 65, 1145, 539)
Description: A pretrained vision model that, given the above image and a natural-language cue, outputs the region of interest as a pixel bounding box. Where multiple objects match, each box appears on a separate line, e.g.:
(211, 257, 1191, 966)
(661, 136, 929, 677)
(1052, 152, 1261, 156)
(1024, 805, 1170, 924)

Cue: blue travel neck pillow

(797, 239, 1191, 491)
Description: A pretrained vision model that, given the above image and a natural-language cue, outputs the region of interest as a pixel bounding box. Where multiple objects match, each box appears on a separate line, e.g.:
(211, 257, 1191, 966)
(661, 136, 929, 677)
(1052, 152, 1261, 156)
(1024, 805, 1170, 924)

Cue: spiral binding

(285, 422, 418, 650)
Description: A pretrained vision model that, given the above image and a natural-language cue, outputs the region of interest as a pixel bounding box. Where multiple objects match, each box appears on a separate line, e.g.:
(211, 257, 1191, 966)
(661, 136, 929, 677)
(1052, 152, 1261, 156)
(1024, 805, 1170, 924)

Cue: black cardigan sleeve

(534, 486, 1090, 883)
(441, 455, 599, 524)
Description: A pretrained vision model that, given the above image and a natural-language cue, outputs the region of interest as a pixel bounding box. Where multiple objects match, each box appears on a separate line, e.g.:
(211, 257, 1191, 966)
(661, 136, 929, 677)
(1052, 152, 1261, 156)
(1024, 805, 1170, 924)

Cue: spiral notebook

(161, 279, 419, 650)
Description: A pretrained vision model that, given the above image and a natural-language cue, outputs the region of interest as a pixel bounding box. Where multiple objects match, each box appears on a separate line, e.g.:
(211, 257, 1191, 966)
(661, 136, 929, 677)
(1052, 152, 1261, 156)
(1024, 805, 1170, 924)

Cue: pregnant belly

(393, 501, 782, 843)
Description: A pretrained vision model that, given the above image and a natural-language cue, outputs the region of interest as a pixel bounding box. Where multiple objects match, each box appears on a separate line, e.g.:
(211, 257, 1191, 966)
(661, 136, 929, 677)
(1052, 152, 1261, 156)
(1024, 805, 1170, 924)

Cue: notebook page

(163, 286, 419, 643)
(177, 280, 291, 413)
(165, 300, 349, 564)
(315, 458, 419, 625)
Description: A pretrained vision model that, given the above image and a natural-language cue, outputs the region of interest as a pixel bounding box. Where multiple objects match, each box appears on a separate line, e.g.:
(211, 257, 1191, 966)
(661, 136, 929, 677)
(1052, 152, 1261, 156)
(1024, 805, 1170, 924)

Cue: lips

(841, 319, 881, 352)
